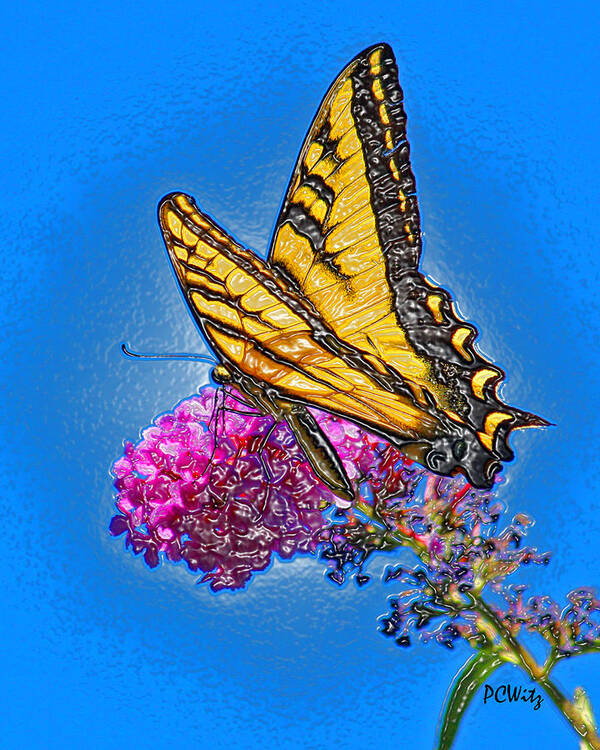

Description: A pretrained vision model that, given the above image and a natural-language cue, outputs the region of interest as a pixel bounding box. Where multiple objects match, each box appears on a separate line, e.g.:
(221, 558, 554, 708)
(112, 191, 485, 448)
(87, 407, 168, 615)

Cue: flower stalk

(348, 469, 600, 747)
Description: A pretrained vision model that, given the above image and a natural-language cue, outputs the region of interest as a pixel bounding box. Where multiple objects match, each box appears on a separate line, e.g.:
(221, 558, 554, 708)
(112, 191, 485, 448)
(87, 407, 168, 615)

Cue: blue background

(2, 1, 599, 748)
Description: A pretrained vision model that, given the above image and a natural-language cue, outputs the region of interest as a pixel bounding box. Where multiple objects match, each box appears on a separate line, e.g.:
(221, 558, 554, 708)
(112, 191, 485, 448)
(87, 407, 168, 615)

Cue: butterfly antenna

(121, 343, 217, 364)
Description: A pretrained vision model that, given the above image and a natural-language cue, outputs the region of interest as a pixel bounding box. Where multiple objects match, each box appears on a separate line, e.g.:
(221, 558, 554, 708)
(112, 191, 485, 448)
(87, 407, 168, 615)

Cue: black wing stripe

(349, 45, 421, 270)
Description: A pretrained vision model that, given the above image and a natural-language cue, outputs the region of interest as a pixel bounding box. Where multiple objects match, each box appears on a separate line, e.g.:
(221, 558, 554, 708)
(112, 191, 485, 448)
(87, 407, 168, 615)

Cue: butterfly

(158, 42, 547, 502)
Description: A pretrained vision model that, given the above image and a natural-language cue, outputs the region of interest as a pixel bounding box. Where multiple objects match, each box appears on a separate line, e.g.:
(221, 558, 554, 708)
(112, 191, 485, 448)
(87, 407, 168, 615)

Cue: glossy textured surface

(159, 45, 547, 494)
(2, 1, 599, 748)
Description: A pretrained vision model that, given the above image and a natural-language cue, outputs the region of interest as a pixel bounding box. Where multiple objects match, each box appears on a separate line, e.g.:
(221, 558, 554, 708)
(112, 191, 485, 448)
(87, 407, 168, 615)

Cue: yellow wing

(158, 192, 441, 443)
(267, 43, 547, 485)
(269, 43, 423, 379)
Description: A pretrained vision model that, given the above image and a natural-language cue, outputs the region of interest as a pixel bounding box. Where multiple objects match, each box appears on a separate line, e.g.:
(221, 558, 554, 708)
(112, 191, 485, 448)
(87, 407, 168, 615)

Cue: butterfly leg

(255, 420, 279, 484)
(203, 382, 228, 469)
(212, 364, 355, 503)
(212, 363, 284, 483)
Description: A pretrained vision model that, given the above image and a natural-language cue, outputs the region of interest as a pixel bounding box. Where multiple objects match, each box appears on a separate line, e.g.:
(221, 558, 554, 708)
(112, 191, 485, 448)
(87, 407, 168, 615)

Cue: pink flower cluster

(110, 386, 600, 663)
(109, 386, 398, 590)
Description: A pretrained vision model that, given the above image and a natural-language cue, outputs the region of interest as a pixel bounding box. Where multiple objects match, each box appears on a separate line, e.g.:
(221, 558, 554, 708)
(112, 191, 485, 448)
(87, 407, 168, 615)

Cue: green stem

(355, 498, 600, 747)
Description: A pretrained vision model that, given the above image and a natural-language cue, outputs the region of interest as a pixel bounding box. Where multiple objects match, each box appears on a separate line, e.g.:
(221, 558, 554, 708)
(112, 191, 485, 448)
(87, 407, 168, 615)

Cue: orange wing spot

(171, 244, 188, 263)
(451, 327, 474, 361)
(477, 431, 493, 451)
(484, 411, 513, 438)
(205, 254, 237, 281)
(426, 294, 444, 324)
(384, 130, 394, 151)
(241, 316, 271, 338)
(189, 212, 211, 230)
(181, 224, 198, 247)
(206, 325, 246, 362)
(189, 241, 218, 264)
(189, 291, 242, 331)
(398, 189, 407, 211)
(260, 303, 307, 330)
(372, 78, 385, 102)
(310, 198, 328, 223)
(312, 155, 338, 180)
(253, 328, 292, 345)
(225, 268, 256, 296)
(166, 211, 183, 239)
(174, 194, 195, 214)
(379, 102, 390, 125)
(209, 228, 230, 246)
(369, 48, 382, 74)
(389, 157, 401, 181)
(471, 368, 501, 400)
(240, 286, 276, 313)
(293, 185, 317, 207)
(185, 271, 225, 295)
(404, 222, 415, 245)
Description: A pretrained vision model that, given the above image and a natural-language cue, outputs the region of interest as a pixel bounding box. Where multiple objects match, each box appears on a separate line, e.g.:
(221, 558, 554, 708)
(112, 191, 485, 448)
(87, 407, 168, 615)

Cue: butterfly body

(158, 43, 546, 499)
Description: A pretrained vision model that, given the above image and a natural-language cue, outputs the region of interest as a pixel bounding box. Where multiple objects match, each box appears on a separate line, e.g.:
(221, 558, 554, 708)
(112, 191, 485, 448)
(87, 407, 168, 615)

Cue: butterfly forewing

(269, 45, 420, 353)
(267, 43, 547, 485)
